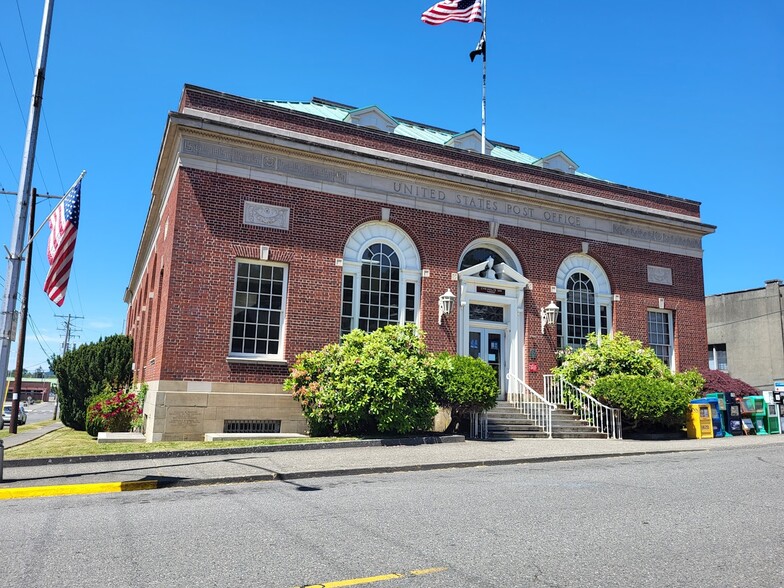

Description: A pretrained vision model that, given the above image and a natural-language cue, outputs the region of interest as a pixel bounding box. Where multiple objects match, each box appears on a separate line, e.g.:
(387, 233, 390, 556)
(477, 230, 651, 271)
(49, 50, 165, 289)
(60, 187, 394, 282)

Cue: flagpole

(0, 0, 56, 412)
(481, 0, 487, 155)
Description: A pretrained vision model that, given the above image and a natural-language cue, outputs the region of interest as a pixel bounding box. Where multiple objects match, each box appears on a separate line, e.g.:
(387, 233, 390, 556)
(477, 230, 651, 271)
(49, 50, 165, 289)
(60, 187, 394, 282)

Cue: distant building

(2, 378, 54, 403)
(706, 279, 784, 390)
(125, 85, 716, 442)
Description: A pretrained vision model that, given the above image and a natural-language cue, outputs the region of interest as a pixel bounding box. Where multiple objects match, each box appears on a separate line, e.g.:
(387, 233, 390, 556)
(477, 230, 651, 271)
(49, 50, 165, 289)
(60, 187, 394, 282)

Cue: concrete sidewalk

(2, 431, 783, 498)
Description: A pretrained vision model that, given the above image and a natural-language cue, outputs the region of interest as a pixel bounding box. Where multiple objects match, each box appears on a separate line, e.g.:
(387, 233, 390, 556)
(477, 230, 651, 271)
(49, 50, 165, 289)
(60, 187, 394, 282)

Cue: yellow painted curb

(0, 480, 158, 500)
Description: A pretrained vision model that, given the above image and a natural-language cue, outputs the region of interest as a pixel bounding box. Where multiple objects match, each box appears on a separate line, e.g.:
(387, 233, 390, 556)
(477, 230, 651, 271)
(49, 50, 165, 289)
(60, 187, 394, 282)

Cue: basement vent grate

(224, 419, 281, 434)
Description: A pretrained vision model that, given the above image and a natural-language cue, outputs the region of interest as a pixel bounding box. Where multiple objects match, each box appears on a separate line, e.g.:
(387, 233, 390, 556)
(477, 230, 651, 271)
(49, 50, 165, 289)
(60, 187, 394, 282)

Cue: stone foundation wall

(142, 380, 307, 442)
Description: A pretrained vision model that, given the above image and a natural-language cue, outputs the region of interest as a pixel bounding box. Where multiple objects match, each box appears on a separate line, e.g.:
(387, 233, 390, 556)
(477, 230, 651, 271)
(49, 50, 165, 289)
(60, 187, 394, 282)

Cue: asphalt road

(22, 400, 57, 425)
(4, 444, 783, 587)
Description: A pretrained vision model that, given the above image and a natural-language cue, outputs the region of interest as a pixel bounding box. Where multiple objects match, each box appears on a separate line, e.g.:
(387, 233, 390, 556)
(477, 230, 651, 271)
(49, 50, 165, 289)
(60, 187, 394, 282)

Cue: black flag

(470, 31, 486, 62)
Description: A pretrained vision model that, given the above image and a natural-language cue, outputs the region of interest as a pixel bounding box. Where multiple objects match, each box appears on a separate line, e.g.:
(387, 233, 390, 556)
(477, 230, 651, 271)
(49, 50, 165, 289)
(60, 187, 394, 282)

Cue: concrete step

(484, 401, 606, 439)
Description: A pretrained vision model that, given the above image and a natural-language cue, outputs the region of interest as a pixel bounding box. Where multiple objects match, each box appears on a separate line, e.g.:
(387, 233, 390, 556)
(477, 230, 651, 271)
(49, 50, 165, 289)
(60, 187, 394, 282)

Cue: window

(358, 243, 401, 332)
(230, 260, 287, 360)
(648, 310, 674, 369)
(340, 223, 421, 336)
(565, 273, 597, 347)
(555, 254, 613, 349)
(708, 344, 728, 371)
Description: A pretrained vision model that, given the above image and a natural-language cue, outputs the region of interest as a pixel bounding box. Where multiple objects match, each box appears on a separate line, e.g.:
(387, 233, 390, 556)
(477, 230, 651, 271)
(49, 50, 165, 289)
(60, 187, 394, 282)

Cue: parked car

(2, 404, 26, 426)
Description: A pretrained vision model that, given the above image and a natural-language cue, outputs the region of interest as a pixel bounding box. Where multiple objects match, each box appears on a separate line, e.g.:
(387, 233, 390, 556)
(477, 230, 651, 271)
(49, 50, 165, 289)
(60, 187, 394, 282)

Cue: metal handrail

(543, 374, 623, 439)
(507, 373, 556, 438)
(469, 410, 488, 439)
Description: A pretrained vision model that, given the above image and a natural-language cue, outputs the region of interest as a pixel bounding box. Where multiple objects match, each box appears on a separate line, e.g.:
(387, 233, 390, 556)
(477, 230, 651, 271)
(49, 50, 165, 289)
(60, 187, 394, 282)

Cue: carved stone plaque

(243, 201, 290, 231)
(647, 265, 673, 286)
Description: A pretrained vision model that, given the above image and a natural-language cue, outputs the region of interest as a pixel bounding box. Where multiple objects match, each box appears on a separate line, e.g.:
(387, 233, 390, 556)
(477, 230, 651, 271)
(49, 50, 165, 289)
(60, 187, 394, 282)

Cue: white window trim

(459, 238, 522, 273)
(227, 258, 288, 363)
(341, 222, 421, 333)
(555, 254, 613, 347)
(708, 343, 728, 372)
(647, 308, 674, 370)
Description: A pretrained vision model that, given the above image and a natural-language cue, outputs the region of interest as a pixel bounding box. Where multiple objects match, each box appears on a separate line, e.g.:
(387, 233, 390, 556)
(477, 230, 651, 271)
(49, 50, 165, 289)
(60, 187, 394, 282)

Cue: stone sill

(97, 432, 146, 444)
(225, 356, 288, 366)
(204, 433, 308, 442)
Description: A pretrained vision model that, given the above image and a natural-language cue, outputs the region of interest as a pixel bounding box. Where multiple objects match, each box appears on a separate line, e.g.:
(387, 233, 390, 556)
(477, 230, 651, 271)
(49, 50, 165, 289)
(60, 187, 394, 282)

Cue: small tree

(51, 334, 134, 430)
(552, 332, 670, 389)
(553, 331, 704, 433)
(285, 325, 439, 436)
(434, 353, 498, 434)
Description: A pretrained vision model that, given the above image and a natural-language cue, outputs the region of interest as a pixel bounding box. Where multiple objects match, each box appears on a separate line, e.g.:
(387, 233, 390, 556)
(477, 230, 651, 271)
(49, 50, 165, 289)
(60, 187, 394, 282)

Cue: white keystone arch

(556, 253, 611, 294)
(343, 221, 420, 270)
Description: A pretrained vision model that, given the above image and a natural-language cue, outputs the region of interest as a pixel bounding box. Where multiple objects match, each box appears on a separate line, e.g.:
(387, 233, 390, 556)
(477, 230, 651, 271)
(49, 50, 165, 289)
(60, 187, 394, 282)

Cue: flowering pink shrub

(86, 388, 142, 436)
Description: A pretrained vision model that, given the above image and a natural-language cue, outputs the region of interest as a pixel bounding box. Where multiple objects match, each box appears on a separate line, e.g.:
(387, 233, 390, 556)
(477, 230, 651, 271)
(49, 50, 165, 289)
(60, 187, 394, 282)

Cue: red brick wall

(128, 165, 708, 388)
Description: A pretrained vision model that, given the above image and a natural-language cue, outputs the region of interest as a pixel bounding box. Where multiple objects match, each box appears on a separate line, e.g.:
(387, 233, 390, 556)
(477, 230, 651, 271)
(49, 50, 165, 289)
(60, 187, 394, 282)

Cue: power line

(27, 313, 56, 359)
(0, 38, 27, 125)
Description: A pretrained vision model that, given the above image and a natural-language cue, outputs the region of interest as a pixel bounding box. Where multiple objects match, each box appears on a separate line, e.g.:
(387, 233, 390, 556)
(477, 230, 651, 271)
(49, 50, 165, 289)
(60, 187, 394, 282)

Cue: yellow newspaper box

(687, 403, 714, 439)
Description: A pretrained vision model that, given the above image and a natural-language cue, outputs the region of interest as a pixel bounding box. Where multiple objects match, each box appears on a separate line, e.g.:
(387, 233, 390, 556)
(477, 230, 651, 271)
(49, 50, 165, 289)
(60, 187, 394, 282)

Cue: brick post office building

(125, 85, 715, 441)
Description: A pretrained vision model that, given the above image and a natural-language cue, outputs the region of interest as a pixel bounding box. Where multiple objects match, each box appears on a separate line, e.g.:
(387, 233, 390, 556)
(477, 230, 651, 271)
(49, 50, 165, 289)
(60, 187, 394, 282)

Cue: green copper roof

(260, 98, 596, 179)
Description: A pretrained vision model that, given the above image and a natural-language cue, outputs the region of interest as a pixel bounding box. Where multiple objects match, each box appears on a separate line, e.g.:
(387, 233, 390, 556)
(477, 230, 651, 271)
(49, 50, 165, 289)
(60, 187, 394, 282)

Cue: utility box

(740, 396, 767, 435)
(775, 382, 784, 433)
(686, 403, 714, 439)
(726, 399, 743, 436)
(765, 403, 781, 435)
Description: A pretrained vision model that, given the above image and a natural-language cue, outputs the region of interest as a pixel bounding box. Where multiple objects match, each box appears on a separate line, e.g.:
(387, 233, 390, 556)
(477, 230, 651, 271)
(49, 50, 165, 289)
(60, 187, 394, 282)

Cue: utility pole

(0, 0, 56, 406)
(9, 190, 36, 434)
(57, 314, 83, 356)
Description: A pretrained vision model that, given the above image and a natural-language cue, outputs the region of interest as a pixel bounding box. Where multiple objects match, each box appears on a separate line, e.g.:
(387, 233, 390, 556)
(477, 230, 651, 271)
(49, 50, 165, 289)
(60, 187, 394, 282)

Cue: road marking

(0, 480, 158, 500)
(298, 567, 447, 587)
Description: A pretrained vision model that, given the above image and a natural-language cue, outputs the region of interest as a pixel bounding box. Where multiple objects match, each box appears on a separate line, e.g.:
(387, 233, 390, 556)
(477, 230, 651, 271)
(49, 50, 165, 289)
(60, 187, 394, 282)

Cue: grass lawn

(0, 419, 58, 439)
(4, 426, 349, 460)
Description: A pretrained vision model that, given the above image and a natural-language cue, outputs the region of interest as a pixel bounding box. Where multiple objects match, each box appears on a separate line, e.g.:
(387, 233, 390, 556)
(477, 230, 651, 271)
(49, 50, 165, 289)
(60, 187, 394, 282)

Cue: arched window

(341, 223, 420, 335)
(358, 243, 401, 332)
(556, 254, 612, 348)
(565, 272, 598, 347)
(459, 240, 521, 274)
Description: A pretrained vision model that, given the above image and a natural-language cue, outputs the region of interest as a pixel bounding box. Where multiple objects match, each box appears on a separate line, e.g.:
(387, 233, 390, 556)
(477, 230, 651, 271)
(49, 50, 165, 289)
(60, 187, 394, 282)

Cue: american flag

(421, 0, 483, 26)
(43, 179, 81, 306)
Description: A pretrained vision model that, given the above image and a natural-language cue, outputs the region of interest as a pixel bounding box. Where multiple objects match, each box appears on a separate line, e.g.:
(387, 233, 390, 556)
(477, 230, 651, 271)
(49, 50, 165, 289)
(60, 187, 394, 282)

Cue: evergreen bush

(285, 325, 439, 436)
(433, 353, 498, 433)
(552, 332, 670, 389)
(591, 374, 699, 432)
(51, 334, 134, 430)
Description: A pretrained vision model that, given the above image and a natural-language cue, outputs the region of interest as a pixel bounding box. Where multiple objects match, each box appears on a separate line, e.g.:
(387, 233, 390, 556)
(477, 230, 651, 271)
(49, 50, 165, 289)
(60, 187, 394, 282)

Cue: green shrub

(51, 334, 133, 430)
(552, 332, 670, 389)
(285, 324, 438, 436)
(434, 353, 498, 433)
(591, 374, 699, 433)
(85, 387, 143, 437)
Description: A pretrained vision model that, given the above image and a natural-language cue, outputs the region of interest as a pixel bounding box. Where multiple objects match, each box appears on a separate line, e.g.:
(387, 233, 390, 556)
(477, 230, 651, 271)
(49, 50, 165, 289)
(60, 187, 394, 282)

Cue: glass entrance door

(468, 328, 506, 399)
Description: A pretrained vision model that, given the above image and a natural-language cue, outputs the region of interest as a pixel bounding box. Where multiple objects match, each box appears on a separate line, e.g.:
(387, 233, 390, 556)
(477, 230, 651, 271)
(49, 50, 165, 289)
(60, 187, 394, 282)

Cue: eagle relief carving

(243, 201, 290, 230)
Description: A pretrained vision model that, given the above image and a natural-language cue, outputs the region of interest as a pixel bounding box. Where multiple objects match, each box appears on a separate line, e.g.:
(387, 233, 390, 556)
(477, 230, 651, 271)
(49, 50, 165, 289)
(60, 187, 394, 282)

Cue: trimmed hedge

(434, 353, 498, 433)
(591, 374, 699, 433)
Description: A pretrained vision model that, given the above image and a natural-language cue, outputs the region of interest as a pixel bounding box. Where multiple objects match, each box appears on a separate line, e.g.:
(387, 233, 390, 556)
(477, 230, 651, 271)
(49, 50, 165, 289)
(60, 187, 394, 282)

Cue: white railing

(469, 411, 488, 439)
(507, 373, 556, 438)
(543, 374, 623, 439)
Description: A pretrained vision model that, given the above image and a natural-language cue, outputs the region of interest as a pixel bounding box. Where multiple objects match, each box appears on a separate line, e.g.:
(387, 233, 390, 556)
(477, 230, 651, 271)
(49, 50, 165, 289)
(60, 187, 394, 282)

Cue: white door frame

(457, 258, 530, 401)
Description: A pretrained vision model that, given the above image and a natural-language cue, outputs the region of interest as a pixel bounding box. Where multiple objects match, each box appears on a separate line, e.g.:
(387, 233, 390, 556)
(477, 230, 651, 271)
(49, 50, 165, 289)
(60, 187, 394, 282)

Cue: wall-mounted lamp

(540, 300, 559, 334)
(438, 289, 456, 325)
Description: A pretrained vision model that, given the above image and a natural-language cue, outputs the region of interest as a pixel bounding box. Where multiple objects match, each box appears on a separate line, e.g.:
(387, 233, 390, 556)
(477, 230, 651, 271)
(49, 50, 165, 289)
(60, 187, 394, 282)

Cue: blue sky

(1, 0, 782, 373)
